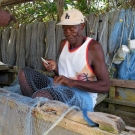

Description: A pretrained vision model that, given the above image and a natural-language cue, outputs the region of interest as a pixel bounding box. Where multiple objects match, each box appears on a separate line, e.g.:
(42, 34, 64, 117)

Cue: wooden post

(108, 86, 115, 110)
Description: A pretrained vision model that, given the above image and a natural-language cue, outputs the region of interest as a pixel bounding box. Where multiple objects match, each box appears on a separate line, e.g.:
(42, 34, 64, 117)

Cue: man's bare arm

(0, 9, 17, 27)
(54, 40, 110, 93)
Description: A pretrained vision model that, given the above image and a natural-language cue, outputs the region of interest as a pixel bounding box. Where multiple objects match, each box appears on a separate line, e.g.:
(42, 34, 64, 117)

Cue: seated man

(0, 9, 16, 26)
(18, 9, 110, 113)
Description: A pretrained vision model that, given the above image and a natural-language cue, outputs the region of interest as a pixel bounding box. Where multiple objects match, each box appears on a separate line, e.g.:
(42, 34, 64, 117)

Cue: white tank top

(58, 37, 97, 107)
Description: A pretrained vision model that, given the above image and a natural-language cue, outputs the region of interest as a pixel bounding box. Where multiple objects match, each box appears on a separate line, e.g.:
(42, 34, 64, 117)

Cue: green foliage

(3, 0, 135, 26)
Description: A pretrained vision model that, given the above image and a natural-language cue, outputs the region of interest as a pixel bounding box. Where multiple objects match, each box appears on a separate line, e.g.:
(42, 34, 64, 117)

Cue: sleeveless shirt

(58, 37, 98, 106)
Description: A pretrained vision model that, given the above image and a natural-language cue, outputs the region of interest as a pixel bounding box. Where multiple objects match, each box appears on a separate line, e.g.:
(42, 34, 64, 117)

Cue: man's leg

(18, 67, 51, 97)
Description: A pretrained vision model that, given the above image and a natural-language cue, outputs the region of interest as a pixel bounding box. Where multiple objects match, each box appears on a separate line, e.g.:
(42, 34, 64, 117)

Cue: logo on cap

(65, 13, 70, 19)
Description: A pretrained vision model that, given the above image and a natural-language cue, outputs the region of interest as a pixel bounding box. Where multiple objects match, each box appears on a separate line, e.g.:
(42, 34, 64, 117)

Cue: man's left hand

(54, 75, 74, 87)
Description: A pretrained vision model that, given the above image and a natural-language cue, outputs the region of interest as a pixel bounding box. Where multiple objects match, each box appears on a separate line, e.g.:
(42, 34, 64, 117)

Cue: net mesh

(0, 67, 97, 135)
(0, 89, 81, 135)
(18, 67, 94, 113)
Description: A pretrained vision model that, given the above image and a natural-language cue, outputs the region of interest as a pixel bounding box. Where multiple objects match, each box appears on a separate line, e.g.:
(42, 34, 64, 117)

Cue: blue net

(118, 52, 135, 80)
(108, 9, 125, 54)
(6, 67, 97, 126)
(109, 9, 135, 80)
(3, 76, 22, 95)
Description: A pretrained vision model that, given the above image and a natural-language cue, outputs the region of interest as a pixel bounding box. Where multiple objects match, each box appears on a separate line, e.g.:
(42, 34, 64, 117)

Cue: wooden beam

(33, 100, 125, 134)
(108, 86, 115, 110)
(1, 0, 33, 7)
(33, 110, 114, 135)
(97, 107, 135, 118)
(104, 98, 135, 107)
(110, 79, 135, 89)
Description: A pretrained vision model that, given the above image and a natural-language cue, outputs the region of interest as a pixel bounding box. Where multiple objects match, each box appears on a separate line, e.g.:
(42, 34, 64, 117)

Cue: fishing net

(18, 67, 93, 111)
(18, 67, 96, 126)
(0, 67, 97, 135)
(0, 89, 82, 135)
(117, 52, 135, 80)
(109, 9, 135, 79)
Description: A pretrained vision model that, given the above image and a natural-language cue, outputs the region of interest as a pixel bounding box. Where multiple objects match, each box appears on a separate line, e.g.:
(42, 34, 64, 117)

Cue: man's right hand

(42, 59, 57, 72)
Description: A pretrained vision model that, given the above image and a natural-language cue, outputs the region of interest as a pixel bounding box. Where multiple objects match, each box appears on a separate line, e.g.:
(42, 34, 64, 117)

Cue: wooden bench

(96, 79, 135, 126)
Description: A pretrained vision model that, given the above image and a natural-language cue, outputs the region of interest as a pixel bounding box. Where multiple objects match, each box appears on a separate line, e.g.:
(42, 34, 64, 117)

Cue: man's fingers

(54, 76, 64, 84)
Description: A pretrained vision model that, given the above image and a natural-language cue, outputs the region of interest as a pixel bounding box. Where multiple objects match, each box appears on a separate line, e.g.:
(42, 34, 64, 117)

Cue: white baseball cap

(57, 9, 85, 25)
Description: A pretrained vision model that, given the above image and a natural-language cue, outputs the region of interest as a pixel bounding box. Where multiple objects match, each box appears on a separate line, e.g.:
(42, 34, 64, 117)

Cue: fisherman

(0, 9, 16, 26)
(18, 9, 110, 112)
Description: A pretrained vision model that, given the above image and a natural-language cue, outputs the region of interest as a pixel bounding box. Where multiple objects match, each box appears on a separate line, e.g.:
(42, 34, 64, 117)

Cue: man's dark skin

(0, 9, 16, 26)
(43, 23, 110, 93)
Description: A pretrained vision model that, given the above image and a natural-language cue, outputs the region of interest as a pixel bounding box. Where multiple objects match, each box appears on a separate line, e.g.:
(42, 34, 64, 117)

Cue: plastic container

(113, 45, 129, 64)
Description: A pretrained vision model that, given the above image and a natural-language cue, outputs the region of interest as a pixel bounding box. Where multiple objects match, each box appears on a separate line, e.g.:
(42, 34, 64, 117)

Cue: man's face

(62, 24, 82, 44)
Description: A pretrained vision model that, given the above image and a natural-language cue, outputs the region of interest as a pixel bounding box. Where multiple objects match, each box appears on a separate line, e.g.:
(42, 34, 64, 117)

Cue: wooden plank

(25, 23, 32, 67)
(7, 28, 16, 66)
(115, 87, 135, 102)
(110, 79, 135, 89)
(86, 13, 99, 40)
(16, 24, 26, 67)
(109, 86, 115, 99)
(1, 27, 10, 63)
(55, 25, 64, 60)
(108, 86, 115, 110)
(125, 126, 135, 134)
(46, 21, 56, 60)
(34, 100, 125, 134)
(97, 107, 135, 118)
(104, 98, 135, 107)
(36, 22, 46, 70)
(33, 110, 114, 135)
(0, 65, 9, 70)
(97, 106, 135, 127)
(96, 93, 108, 105)
(30, 22, 38, 68)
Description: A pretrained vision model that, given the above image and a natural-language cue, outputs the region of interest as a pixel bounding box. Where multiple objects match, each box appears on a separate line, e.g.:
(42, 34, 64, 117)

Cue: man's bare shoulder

(89, 39, 103, 51)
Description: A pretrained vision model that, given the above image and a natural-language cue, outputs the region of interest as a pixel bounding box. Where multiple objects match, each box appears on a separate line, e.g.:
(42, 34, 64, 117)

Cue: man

(18, 9, 110, 113)
(0, 9, 16, 26)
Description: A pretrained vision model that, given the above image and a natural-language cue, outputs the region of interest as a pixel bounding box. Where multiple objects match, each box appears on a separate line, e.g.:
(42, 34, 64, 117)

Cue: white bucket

(128, 39, 135, 52)
(113, 45, 129, 64)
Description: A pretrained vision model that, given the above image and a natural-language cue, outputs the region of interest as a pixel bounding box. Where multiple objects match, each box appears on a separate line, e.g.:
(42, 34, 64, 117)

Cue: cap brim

(56, 21, 82, 25)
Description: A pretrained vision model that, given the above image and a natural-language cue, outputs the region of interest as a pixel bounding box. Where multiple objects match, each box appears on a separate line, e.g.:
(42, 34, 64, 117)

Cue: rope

(43, 106, 80, 135)
(109, 10, 126, 71)
(128, 9, 135, 40)
(85, 15, 97, 37)
(119, 12, 125, 48)
(127, 9, 135, 67)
